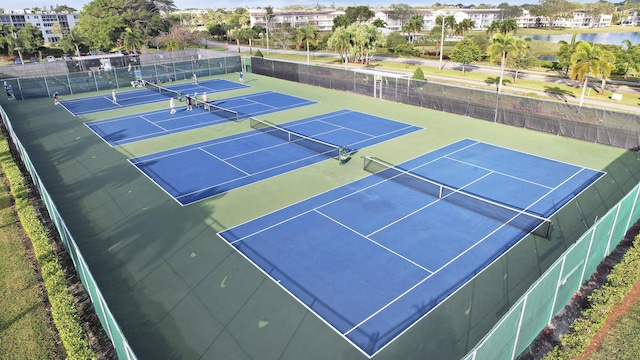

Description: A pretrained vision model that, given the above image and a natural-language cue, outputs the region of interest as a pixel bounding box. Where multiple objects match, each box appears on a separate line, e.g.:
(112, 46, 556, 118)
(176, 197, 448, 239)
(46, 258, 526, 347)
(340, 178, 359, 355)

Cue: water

(527, 32, 640, 46)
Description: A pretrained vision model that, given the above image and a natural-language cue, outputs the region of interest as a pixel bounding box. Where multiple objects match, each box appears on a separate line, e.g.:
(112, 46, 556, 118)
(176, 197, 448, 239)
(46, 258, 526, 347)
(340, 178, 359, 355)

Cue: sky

(12, 0, 533, 12)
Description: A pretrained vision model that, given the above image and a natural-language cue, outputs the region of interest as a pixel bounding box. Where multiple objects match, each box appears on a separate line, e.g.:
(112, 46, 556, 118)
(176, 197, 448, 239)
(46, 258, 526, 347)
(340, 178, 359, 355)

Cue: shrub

(413, 67, 424, 80)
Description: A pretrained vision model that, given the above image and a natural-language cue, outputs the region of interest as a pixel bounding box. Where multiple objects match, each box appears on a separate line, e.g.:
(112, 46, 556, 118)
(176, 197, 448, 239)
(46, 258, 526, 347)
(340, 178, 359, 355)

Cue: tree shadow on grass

(544, 86, 576, 101)
(484, 76, 512, 90)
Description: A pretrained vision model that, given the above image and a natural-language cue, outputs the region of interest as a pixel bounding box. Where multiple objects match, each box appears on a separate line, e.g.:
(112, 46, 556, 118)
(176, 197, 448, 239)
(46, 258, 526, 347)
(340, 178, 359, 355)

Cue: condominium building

(249, 7, 612, 32)
(0, 9, 79, 43)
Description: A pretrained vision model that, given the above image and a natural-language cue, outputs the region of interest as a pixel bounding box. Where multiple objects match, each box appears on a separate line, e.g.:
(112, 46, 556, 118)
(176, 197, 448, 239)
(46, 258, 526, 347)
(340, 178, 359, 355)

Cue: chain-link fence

(1, 50, 242, 100)
(463, 182, 640, 360)
(251, 57, 640, 149)
(0, 106, 137, 359)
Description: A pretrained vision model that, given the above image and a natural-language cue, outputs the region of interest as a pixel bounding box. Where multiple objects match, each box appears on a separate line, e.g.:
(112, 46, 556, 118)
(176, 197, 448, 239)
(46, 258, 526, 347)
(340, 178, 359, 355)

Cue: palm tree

(121, 26, 146, 53)
(596, 49, 616, 94)
(459, 18, 475, 36)
(487, 18, 517, 35)
(487, 33, 528, 94)
(570, 42, 613, 107)
(436, 14, 456, 70)
(264, 6, 275, 54)
(500, 18, 518, 35)
(297, 25, 318, 65)
(59, 27, 90, 57)
(327, 26, 351, 66)
(556, 33, 579, 76)
(405, 15, 423, 44)
(372, 18, 387, 28)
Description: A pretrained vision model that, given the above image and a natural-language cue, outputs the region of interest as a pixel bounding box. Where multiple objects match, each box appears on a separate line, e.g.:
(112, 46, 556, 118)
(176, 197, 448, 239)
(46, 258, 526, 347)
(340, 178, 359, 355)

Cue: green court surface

(2, 71, 640, 359)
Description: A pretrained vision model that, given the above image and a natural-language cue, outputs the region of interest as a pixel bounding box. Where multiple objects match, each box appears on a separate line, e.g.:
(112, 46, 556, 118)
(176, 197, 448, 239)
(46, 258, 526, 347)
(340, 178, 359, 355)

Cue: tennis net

(144, 81, 180, 98)
(250, 117, 344, 159)
(193, 97, 240, 122)
(363, 156, 551, 238)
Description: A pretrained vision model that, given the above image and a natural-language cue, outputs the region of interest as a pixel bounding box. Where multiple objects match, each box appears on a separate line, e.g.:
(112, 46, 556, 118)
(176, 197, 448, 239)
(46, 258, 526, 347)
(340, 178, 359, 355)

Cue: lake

(528, 32, 640, 45)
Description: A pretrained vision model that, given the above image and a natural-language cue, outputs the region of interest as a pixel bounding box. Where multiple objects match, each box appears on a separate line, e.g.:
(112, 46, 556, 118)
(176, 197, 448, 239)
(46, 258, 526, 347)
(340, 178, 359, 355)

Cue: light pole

(439, 16, 445, 70)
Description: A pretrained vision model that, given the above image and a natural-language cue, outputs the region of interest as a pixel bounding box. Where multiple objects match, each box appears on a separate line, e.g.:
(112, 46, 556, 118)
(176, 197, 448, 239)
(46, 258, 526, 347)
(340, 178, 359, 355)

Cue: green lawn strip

(0, 135, 95, 359)
(588, 294, 640, 360)
(0, 147, 59, 359)
(259, 52, 639, 110)
(544, 234, 640, 359)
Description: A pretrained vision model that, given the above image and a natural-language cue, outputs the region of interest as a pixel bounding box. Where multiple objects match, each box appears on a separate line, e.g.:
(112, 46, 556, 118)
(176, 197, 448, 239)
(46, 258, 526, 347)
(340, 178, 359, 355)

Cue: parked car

(30, 57, 39, 63)
(62, 54, 72, 61)
(13, 58, 22, 65)
(46, 55, 56, 62)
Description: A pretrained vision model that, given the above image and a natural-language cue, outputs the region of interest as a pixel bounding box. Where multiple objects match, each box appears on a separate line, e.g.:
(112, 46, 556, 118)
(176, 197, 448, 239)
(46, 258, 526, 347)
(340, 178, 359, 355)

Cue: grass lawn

(0, 148, 61, 359)
(588, 296, 640, 360)
(261, 52, 640, 111)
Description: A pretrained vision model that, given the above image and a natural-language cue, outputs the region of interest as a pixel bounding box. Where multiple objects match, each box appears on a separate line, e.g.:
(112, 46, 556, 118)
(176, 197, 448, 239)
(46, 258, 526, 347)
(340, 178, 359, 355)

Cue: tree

(487, 33, 528, 93)
(121, 26, 146, 53)
(372, 18, 387, 28)
(487, 18, 517, 35)
(327, 24, 385, 65)
(344, 6, 375, 24)
(458, 18, 476, 36)
(265, 5, 275, 54)
(402, 15, 423, 43)
(570, 42, 614, 107)
(0, 25, 17, 57)
(584, 1, 615, 28)
(499, 5, 523, 19)
(157, 24, 195, 51)
(297, 25, 318, 65)
(435, 14, 456, 70)
(505, 38, 537, 82)
(271, 22, 293, 55)
(450, 37, 481, 75)
(16, 23, 44, 55)
(556, 34, 579, 76)
(617, 40, 640, 79)
(393, 43, 418, 67)
(388, 3, 417, 27)
(76, 0, 175, 51)
(53, 5, 77, 12)
(58, 27, 90, 57)
(332, 15, 351, 31)
(529, 0, 575, 29)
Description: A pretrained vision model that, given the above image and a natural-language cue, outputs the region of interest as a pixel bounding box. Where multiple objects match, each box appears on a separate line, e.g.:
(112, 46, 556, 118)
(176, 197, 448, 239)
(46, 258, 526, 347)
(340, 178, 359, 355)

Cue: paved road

(212, 41, 640, 112)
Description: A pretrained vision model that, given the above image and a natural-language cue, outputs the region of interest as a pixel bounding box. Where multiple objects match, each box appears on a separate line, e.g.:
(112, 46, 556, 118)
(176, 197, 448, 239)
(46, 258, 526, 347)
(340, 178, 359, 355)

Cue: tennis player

(53, 92, 60, 105)
(111, 89, 117, 104)
(169, 97, 176, 114)
(238, 71, 244, 83)
(193, 73, 198, 85)
(186, 94, 193, 110)
(202, 92, 209, 110)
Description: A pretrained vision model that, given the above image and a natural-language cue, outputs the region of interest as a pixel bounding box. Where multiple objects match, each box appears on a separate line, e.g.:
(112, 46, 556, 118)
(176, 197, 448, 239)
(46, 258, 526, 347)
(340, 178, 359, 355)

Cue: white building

(619, 10, 639, 26)
(250, 7, 612, 32)
(249, 9, 345, 31)
(0, 9, 79, 43)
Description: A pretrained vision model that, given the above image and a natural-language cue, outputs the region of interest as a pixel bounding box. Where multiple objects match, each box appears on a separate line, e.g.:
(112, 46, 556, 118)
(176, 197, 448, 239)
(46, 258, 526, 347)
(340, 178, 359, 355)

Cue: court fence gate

(250, 57, 640, 150)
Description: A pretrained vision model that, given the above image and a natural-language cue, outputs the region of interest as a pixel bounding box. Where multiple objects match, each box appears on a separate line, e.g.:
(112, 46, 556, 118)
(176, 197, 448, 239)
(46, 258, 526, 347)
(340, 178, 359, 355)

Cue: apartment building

(0, 9, 79, 43)
(250, 7, 612, 32)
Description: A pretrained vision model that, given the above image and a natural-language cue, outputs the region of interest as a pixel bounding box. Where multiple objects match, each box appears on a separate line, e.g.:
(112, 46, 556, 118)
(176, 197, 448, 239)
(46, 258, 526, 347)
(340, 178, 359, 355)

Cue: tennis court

(218, 139, 604, 357)
(130, 109, 422, 205)
(59, 79, 248, 115)
(86, 91, 318, 146)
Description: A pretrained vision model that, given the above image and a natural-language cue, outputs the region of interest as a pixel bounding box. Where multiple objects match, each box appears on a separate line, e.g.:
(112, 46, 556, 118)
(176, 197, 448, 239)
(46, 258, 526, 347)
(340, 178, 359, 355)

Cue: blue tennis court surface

(86, 91, 318, 146)
(60, 79, 248, 115)
(218, 139, 605, 357)
(129, 109, 422, 205)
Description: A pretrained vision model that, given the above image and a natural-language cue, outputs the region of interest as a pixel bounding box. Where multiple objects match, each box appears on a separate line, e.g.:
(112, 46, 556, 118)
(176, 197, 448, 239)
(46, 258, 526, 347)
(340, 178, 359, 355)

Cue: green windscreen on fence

(464, 184, 640, 360)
